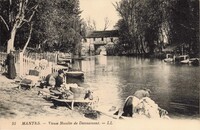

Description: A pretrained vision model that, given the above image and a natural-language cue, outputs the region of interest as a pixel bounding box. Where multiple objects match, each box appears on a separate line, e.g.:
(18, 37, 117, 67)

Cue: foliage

(82, 17, 96, 36)
(0, 0, 38, 52)
(0, 0, 84, 54)
(167, 0, 199, 56)
(114, 0, 199, 56)
(33, 0, 83, 53)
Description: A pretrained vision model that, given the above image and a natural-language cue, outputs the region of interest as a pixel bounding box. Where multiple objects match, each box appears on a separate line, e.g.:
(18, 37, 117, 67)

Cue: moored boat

(180, 59, 191, 64)
(100, 50, 107, 56)
(163, 54, 173, 62)
(190, 58, 199, 66)
(65, 71, 84, 78)
(175, 55, 190, 64)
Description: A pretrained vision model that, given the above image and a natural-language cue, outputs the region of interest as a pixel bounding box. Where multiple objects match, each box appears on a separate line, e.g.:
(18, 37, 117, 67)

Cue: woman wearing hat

(6, 49, 16, 79)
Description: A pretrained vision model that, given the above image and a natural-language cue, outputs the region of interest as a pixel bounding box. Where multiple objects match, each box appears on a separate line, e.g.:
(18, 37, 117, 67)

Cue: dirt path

(0, 75, 85, 120)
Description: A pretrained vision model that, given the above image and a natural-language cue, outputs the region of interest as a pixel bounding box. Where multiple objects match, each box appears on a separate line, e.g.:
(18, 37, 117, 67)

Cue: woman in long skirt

(6, 49, 16, 79)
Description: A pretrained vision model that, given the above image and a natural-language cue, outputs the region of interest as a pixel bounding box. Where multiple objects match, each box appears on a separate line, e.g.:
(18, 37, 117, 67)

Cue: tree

(168, 0, 199, 56)
(0, 0, 38, 53)
(103, 17, 110, 30)
(32, 0, 83, 54)
(0, 0, 84, 54)
(114, 0, 199, 56)
(84, 17, 96, 34)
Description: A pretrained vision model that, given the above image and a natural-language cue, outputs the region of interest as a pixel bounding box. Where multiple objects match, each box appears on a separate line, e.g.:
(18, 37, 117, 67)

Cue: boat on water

(73, 57, 86, 60)
(163, 54, 173, 62)
(175, 55, 190, 64)
(57, 57, 71, 67)
(65, 71, 84, 78)
(57, 53, 72, 65)
(100, 50, 107, 56)
(172, 55, 199, 65)
(190, 58, 199, 66)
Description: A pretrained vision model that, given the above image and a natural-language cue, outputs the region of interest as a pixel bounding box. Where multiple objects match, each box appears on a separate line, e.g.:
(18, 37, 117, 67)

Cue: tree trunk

(7, 27, 17, 53)
(140, 36, 146, 54)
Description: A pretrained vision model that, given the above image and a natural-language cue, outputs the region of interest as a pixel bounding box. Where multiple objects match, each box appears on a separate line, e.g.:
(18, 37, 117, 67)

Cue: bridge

(85, 30, 119, 54)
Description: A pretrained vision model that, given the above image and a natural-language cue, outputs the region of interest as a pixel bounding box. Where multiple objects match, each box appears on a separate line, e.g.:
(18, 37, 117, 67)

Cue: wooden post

(19, 52, 23, 77)
(55, 52, 58, 64)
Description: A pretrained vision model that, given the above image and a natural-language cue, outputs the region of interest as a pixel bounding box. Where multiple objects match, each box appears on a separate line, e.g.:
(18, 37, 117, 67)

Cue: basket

(70, 87, 87, 100)
(29, 70, 39, 76)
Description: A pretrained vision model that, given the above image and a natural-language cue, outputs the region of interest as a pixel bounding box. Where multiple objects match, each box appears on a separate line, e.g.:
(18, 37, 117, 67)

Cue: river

(69, 55, 200, 119)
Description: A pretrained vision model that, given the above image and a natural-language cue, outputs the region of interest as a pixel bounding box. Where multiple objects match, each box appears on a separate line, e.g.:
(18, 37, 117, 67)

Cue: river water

(70, 56, 200, 119)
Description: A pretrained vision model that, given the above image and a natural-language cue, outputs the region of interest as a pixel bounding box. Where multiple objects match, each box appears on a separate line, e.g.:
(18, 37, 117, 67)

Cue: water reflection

(73, 56, 200, 118)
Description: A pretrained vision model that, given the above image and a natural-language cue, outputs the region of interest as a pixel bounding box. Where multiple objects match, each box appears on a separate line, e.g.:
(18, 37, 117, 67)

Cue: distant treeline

(113, 0, 199, 57)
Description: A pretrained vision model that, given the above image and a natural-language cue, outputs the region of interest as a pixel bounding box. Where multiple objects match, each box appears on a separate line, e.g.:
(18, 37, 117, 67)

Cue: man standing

(6, 49, 16, 79)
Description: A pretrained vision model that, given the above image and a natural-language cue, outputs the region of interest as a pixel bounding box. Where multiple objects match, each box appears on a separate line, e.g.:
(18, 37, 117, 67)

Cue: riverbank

(0, 74, 83, 119)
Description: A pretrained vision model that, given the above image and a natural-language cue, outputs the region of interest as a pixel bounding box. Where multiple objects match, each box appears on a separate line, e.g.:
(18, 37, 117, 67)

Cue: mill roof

(86, 30, 119, 38)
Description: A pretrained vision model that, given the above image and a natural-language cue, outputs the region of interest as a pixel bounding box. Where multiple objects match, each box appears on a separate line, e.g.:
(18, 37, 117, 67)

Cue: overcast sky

(79, 0, 121, 30)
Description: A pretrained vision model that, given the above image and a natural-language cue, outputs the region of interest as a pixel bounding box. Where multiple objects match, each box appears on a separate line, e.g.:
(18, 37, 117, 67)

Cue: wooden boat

(175, 55, 190, 64)
(163, 54, 173, 62)
(72, 56, 87, 60)
(57, 57, 71, 66)
(65, 71, 84, 78)
(57, 53, 72, 66)
(190, 58, 199, 66)
(100, 50, 107, 56)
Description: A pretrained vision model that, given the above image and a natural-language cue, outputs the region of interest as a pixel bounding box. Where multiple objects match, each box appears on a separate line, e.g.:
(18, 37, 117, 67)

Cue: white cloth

(137, 97, 160, 118)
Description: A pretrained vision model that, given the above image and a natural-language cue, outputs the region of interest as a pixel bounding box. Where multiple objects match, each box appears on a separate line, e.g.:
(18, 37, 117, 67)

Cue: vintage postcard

(0, 0, 199, 130)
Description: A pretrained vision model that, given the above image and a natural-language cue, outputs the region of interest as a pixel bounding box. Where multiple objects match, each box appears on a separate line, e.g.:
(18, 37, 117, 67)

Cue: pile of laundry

(137, 97, 169, 119)
(120, 96, 170, 119)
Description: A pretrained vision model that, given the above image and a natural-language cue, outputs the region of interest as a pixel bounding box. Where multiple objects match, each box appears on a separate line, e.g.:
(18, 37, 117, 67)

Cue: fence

(0, 50, 71, 80)
(19, 51, 68, 80)
(19, 52, 55, 76)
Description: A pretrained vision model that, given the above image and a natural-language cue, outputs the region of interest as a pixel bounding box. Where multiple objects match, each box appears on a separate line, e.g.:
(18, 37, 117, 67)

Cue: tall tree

(32, 0, 83, 54)
(0, 0, 38, 53)
(0, 0, 84, 54)
(84, 17, 96, 34)
(168, 0, 199, 56)
(114, 0, 199, 56)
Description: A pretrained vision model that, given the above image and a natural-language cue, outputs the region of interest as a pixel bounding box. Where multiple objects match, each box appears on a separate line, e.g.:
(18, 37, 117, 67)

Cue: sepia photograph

(0, 0, 199, 130)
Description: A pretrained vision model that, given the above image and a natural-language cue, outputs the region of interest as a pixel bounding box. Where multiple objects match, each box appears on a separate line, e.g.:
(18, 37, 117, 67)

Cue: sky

(79, 0, 121, 30)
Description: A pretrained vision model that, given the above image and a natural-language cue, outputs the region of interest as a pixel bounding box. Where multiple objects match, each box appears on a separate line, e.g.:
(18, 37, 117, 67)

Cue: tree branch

(179, 23, 195, 31)
(17, 4, 38, 28)
(0, 15, 10, 30)
(92, 20, 96, 30)
(103, 17, 110, 30)
(14, 0, 25, 28)
(22, 23, 33, 53)
(23, 5, 38, 23)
